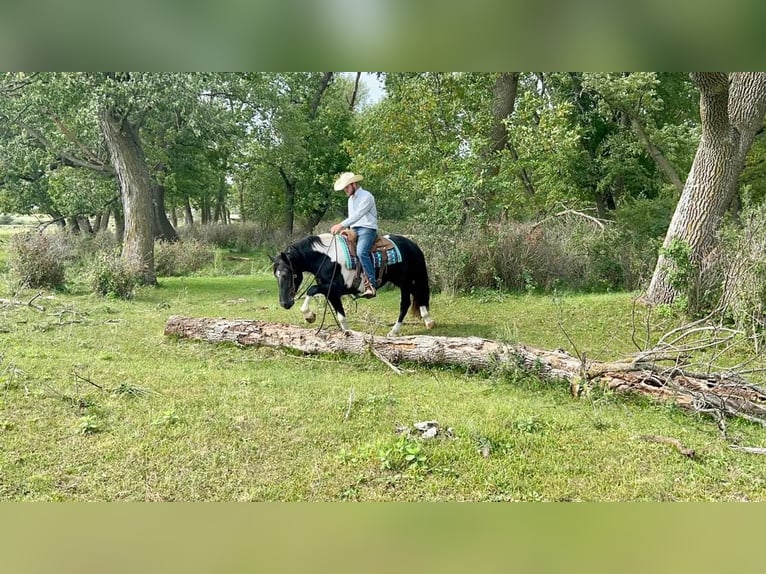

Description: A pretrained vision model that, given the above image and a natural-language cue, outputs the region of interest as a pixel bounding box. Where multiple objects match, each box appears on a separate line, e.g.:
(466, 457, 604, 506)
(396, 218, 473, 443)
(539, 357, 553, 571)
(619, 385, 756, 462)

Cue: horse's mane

(284, 234, 336, 261)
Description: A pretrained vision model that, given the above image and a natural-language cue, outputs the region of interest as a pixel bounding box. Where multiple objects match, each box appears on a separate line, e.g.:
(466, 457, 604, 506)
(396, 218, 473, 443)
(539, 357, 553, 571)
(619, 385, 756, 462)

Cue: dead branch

(0, 292, 46, 312)
(730, 445, 766, 455)
(344, 386, 355, 422)
(531, 208, 610, 230)
(639, 435, 696, 458)
(164, 316, 766, 426)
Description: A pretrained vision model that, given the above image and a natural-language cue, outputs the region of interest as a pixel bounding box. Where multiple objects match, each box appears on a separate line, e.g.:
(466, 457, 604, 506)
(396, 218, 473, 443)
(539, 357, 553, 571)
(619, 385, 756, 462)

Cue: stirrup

(362, 286, 376, 299)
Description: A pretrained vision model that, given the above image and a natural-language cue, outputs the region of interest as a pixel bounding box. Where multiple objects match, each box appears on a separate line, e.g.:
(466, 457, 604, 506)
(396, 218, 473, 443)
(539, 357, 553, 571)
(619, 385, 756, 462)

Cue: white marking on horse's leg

(338, 313, 349, 332)
(388, 321, 403, 337)
(420, 305, 435, 329)
(301, 295, 316, 323)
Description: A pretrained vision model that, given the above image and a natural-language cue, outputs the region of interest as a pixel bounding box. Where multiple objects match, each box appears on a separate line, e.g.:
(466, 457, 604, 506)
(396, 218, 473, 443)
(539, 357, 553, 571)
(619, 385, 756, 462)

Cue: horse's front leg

(300, 286, 325, 323)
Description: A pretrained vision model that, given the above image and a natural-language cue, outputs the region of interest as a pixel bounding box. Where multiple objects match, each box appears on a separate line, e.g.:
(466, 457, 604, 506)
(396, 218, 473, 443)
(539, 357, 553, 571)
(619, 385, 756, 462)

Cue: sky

(362, 72, 386, 104)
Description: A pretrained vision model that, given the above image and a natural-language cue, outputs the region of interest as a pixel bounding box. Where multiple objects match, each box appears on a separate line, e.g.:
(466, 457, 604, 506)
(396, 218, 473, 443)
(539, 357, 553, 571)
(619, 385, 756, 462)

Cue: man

(330, 172, 378, 298)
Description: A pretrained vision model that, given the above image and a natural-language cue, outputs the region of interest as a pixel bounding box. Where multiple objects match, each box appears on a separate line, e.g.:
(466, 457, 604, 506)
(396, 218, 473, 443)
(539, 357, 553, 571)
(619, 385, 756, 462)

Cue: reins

(287, 235, 346, 332)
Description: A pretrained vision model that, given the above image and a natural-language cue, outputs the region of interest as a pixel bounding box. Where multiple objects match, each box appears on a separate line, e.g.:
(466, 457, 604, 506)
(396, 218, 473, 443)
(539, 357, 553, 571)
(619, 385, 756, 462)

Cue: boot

(362, 275, 376, 298)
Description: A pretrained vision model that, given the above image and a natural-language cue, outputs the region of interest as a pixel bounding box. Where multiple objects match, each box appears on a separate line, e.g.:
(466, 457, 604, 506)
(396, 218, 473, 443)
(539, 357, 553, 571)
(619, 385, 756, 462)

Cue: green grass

(2, 243, 766, 500)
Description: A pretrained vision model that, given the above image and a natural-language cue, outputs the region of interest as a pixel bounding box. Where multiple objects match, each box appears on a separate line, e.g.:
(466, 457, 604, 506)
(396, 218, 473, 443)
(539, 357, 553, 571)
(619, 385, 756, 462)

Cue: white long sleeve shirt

(341, 187, 378, 230)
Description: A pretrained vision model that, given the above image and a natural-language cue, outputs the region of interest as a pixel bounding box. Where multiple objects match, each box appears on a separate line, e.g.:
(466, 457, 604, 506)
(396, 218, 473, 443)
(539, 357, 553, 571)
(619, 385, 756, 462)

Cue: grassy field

(2, 227, 766, 501)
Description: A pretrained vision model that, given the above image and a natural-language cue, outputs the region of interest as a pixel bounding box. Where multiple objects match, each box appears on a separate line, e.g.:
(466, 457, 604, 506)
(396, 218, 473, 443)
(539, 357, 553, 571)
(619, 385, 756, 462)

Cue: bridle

(277, 255, 299, 302)
(276, 236, 349, 331)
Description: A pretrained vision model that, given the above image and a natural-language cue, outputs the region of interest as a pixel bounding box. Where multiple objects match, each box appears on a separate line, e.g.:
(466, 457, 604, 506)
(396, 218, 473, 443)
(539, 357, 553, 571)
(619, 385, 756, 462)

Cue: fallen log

(164, 316, 766, 425)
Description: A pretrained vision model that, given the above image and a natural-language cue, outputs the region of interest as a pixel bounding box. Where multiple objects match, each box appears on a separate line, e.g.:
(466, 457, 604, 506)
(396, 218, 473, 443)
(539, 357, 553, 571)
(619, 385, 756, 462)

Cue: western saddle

(340, 228, 396, 292)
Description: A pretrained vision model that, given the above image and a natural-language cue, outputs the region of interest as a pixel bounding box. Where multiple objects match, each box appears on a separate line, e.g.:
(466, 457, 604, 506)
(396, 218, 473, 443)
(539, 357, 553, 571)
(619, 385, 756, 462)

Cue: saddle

(340, 228, 397, 288)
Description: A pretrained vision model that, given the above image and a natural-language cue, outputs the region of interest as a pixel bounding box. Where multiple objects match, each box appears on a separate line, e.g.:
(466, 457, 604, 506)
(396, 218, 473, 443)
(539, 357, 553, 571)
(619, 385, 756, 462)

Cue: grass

(2, 233, 766, 500)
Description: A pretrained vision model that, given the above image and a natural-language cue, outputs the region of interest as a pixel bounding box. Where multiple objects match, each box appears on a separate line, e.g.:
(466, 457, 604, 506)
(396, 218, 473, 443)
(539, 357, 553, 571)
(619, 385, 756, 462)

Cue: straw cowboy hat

(333, 172, 364, 191)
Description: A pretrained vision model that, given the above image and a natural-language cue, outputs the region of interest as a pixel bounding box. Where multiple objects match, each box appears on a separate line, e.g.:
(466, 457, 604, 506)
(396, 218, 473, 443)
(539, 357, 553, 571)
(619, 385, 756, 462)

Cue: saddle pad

(337, 234, 402, 270)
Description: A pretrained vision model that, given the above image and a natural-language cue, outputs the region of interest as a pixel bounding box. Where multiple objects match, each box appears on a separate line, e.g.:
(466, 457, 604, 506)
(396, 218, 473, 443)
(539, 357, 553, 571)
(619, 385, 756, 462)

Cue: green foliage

(377, 435, 430, 472)
(89, 252, 139, 299)
(709, 203, 766, 339)
(659, 237, 693, 292)
(78, 415, 103, 435)
(231, 73, 355, 233)
(2, 246, 766, 501)
(419, 209, 665, 295)
(154, 239, 215, 277)
(8, 231, 67, 290)
(179, 222, 287, 254)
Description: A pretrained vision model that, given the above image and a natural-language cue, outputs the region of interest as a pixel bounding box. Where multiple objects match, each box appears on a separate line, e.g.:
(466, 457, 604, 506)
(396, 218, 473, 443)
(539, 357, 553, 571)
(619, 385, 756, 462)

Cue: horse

(270, 233, 435, 337)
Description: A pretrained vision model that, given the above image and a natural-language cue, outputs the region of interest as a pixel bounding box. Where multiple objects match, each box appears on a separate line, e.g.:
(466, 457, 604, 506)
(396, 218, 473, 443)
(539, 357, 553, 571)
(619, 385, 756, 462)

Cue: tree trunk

(152, 183, 179, 242)
(480, 73, 536, 199)
(164, 316, 766, 425)
(66, 216, 80, 233)
(647, 73, 766, 304)
(630, 116, 685, 196)
(77, 215, 93, 234)
(184, 197, 194, 226)
(484, 72, 519, 178)
(113, 206, 125, 241)
(99, 106, 157, 285)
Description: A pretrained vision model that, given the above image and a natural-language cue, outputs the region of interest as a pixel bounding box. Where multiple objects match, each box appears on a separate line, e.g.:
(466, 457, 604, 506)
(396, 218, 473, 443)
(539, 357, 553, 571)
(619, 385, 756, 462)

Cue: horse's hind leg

(420, 305, 435, 330)
(328, 293, 350, 331)
(388, 289, 411, 337)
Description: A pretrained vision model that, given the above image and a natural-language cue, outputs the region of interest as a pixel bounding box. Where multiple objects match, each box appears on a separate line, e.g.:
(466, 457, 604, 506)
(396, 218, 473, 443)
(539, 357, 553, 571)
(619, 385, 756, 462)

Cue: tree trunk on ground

(164, 316, 766, 425)
(647, 73, 766, 304)
(99, 106, 157, 285)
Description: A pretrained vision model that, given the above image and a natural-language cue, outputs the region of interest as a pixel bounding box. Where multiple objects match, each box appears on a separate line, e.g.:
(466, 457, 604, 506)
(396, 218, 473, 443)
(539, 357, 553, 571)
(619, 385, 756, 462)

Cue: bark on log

(164, 316, 766, 425)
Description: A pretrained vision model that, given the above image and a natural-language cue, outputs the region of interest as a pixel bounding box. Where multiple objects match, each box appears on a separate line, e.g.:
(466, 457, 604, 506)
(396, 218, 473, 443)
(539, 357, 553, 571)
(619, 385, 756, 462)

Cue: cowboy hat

(333, 172, 364, 191)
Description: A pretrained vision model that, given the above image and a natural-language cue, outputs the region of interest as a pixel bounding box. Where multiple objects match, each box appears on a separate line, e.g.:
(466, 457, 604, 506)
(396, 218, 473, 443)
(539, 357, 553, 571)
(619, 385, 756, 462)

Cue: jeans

(353, 226, 377, 288)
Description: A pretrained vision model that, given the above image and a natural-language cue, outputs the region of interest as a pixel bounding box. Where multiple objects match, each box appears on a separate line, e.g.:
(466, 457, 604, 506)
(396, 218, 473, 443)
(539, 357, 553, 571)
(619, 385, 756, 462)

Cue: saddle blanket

(338, 235, 402, 270)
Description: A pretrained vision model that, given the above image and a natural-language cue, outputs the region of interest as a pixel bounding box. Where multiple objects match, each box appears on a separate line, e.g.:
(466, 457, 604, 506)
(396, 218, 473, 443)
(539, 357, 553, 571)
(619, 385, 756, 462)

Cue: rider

(330, 172, 378, 298)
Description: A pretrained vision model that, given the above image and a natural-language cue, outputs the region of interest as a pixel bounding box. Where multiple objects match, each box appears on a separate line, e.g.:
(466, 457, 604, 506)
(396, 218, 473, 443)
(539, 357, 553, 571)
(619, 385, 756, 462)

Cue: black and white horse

(270, 233, 435, 337)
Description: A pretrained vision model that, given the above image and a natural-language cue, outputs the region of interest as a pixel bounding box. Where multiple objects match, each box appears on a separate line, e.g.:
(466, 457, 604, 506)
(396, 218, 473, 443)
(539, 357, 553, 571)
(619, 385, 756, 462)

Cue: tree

(0, 73, 116, 227)
(647, 73, 766, 304)
(231, 73, 355, 236)
(351, 73, 495, 227)
(99, 101, 157, 284)
(0, 73, 233, 284)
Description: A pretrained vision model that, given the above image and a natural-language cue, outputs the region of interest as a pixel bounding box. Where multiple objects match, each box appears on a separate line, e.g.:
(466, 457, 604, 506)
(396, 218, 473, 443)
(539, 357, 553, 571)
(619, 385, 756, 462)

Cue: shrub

(708, 204, 766, 338)
(415, 203, 668, 295)
(8, 231, 68, 289)
(155, 239, 215, 277)
(89, 252, 140, 299)
(179, 222, 285, 252)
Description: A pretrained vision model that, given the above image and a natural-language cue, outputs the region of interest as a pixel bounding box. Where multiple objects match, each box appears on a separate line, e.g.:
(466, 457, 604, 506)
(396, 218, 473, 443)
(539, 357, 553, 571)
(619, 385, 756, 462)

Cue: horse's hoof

(387, 330, 398, 337)
(304, 311, 316, 323)
(425, 319, 435, 330)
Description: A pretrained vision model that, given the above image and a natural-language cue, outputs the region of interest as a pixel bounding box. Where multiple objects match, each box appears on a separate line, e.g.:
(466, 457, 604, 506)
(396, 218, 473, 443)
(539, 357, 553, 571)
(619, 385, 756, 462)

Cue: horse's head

(270, 252, 302, 309)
